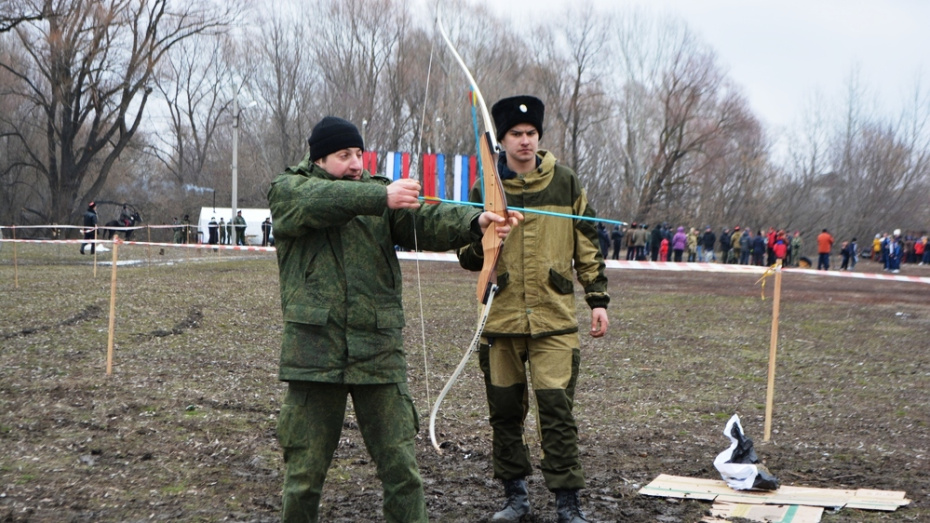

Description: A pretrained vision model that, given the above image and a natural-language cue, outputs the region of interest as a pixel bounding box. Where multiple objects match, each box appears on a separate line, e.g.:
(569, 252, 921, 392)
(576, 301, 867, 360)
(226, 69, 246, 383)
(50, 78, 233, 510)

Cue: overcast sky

(479, 0, 930, 132)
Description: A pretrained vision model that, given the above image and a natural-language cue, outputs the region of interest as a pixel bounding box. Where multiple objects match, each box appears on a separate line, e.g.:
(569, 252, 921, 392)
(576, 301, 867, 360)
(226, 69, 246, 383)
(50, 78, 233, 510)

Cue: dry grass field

(1, 243, 927, 522)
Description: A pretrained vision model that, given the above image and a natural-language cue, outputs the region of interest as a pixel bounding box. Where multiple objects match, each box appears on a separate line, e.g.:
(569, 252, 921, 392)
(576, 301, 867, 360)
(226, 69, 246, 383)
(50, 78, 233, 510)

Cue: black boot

(491, 478, 530, 522)
(555, 489, 588, 523)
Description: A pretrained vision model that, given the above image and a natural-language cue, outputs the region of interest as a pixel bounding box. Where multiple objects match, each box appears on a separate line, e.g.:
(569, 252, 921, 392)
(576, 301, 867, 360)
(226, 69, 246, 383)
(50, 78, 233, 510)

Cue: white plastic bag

(713, 414, 779, 491)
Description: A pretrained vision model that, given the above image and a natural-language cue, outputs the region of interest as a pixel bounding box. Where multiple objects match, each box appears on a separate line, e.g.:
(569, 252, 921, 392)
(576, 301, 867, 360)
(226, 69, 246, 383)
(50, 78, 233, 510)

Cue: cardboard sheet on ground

(640, 474, 910, 519)
(706, 502, 824, 523)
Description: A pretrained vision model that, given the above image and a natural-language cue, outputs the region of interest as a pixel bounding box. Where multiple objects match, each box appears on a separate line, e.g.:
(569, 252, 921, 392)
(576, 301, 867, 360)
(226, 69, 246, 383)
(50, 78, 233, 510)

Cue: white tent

(196, 207, 272, 245)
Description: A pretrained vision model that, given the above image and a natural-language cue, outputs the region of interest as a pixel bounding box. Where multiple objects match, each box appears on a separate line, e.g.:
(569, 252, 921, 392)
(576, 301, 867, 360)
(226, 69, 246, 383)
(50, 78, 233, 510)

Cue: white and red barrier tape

(396, 252, 930, 286)
(0, 224, 181, 231)
(1, 237, 275, 253)
(2, 236, 929, 285)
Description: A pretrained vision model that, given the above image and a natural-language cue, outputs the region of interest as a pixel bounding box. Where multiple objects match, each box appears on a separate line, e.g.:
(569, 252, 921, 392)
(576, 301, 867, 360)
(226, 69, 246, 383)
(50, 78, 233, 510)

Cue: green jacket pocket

(284, 305, 330, 326)
(376, 307, 405, 329)
(548, 268, 574, 294)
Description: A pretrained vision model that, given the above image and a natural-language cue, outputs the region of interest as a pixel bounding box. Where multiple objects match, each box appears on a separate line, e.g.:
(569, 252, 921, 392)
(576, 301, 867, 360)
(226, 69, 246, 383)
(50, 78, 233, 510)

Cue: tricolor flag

(449, 154, 477, 202)
(362, 151, 378, 174)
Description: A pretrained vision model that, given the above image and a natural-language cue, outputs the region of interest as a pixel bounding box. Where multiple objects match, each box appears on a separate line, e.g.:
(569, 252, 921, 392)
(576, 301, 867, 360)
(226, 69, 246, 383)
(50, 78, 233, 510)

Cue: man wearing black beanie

(307, 116, 365, 163)
(268, 116, 522, 523)
(458, 95, 609, 523)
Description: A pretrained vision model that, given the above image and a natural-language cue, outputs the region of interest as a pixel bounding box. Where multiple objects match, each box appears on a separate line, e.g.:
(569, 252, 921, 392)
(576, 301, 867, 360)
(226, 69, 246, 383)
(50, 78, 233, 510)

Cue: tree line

(2, 0, 928, 248)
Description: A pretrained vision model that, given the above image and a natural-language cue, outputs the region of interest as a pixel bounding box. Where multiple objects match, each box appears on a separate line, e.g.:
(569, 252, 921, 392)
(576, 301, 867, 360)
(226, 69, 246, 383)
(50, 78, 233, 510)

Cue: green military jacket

(731, 230, 743, 250)
(268, 154, 482, 384)
(457, 150, 609, 338)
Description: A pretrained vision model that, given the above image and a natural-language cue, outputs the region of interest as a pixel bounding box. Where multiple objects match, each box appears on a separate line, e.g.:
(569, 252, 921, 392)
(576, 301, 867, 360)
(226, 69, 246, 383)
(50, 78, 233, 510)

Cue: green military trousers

(478, 333, 585, 490)
(276, 381, 426, 523)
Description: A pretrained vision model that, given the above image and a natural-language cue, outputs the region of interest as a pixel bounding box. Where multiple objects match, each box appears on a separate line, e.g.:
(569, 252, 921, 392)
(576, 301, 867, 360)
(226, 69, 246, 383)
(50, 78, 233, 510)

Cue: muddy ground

(1, 246, 927, 522)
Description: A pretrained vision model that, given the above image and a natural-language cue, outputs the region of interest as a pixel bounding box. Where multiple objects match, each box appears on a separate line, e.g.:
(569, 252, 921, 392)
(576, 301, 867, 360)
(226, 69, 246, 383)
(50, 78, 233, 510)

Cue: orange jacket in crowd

(817, 230, 834, 254)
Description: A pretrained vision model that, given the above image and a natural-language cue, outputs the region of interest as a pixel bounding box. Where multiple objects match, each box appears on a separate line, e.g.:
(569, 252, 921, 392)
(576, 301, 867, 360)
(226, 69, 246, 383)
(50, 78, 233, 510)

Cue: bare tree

(0, 0, 47, 33)
(530, 3, 612, 168)
(251, 8, 317, 170)
(307, 0, 406, 130)
(0, 0, 237, 227)
(149, 33, 235, 191)
(4, 0, 928, 239)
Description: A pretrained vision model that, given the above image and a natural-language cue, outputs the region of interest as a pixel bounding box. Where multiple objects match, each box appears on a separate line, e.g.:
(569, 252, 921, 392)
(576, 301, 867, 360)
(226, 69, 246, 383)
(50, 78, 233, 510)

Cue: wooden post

(763, 259, 783, 441)
(146, 224, 151, 264)
(106, 239, 120, 375)
(12, 225, 18, 289)
(92, 227, 98, 278)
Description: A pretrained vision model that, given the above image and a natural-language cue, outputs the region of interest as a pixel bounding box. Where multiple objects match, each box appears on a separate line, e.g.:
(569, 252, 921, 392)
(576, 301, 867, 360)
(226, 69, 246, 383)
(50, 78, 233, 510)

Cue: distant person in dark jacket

(719, 228, 731, 263)
(208, 217, 219, 245)
(610, 225, 623, 260)
(701, 226, 716, 262)
(261, 217, 273, 247)
(738, 227, 751, 265)
(752, 230, 766, 266)
(597, 222, 610, 258)
(650, 223, 664, 261)
(80, 202, 98, 255)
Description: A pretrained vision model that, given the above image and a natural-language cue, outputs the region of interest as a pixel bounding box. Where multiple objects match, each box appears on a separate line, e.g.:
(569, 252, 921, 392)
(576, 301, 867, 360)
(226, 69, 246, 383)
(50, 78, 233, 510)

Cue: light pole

(232, 91, 240, 220)
(231, 90, 257, 220)
(361, 119, 368, 146)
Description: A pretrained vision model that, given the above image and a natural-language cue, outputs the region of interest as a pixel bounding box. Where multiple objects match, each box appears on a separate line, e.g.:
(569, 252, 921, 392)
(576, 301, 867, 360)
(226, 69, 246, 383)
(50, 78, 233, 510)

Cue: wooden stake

(12, 225, 19, 289)
(146, 225, 151, 264)
(93, 227, 98, 278)
(764, 259, 783, 441)
(106, 239, 120, 375)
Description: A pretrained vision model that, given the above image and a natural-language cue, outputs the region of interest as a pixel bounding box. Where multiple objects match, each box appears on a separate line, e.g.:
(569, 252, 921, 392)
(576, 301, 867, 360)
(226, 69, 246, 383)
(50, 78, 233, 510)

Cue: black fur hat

(491, 95, 545, 142)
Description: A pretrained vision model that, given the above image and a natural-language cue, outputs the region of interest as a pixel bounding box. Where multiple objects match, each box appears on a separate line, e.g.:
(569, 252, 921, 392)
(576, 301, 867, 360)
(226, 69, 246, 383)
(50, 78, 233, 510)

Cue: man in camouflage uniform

(730, 226, 743, 264)
(789, 231, 803, 266)
(457, 96, 609, 523)
(218, 217, 227, 245)
(233, 210, 247, 246)
(687, 227, 699, 262)
(632, 223, 648, 260)
(172, 217, 182, 244)
(181, 214, 192, 244)
(267, 116, 520, 523)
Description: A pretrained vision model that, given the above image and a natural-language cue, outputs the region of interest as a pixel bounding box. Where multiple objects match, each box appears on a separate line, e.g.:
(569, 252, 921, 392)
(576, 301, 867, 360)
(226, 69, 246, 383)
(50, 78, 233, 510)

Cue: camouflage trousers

(478, 333, 585, 490)
(277, 381, 426, 523)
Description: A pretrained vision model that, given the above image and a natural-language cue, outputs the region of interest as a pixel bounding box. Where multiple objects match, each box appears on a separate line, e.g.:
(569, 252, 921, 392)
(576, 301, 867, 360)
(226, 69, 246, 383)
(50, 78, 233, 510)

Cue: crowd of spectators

(869, 230, 930, 273)
(597, 223, 930, 272)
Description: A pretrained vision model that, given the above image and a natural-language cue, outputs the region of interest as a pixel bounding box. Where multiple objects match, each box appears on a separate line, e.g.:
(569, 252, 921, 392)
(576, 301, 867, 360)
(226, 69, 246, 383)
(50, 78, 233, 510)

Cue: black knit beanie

(307, 116, 364, 162)
(491, 95, 545, 142)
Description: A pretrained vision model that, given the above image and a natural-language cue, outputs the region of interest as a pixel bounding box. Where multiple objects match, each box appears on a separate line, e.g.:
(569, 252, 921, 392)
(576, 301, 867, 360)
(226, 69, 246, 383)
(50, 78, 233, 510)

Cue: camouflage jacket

(457, 150, 609, 338)
(268, 154, 482, 384)
(730, 230, 743, 250)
